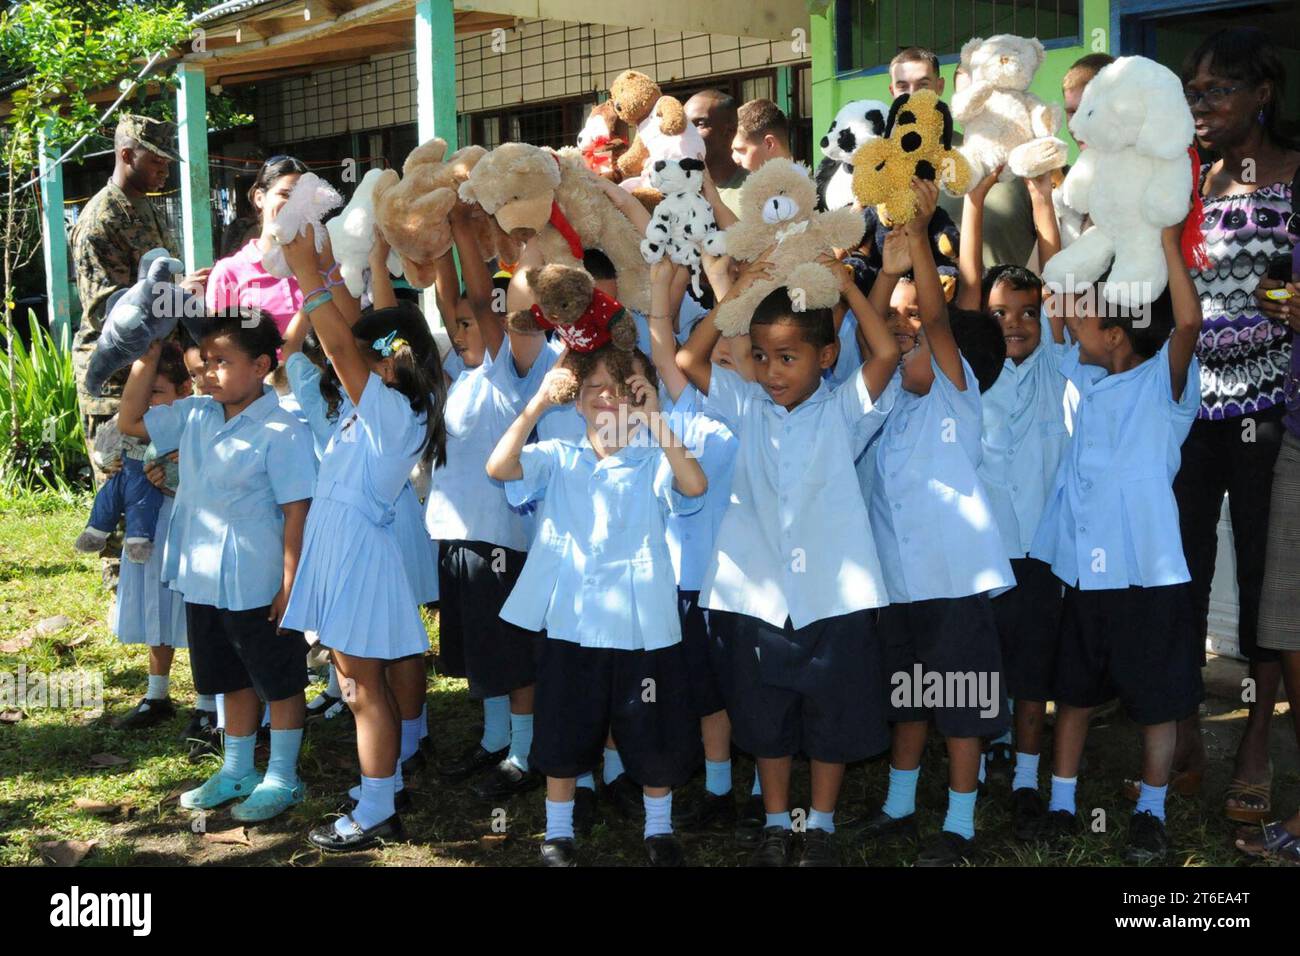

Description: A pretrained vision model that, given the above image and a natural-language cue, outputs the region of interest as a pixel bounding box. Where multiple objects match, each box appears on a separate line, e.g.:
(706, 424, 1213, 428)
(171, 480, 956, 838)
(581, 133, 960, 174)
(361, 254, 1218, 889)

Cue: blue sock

(1048, 775, 1078, 815)
(978, 752, 987, 784)
(263, 727, 303, 790)
(507, 712, 533, 772)
(1012, 752, 1040, 792)
(576, 772, 596, 791)
(882, 765, 920, 819)
(751, 767, 762, 797)
(545, 799, 575, 841)
(400, 716, 422, 763)
(195, 694, 216, 712)
(807, 808, 835, 833)
(345, 774, 395, 832)
(705, 759, 731, 797)
(765, 811, 792, 831)
(222, 731, 255, 780)
(480, 696, 510, 753)
(602, 747, 625, 785)
(943, 788, 977, 840)
(644, 792, 672, 838)
(1135, 782, 1168, 822)
(417, 702, 429, 741)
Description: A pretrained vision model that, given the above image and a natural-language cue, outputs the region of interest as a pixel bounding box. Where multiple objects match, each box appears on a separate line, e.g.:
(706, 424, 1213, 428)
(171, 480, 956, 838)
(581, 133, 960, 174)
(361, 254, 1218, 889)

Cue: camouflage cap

(116, 114, 180, 162)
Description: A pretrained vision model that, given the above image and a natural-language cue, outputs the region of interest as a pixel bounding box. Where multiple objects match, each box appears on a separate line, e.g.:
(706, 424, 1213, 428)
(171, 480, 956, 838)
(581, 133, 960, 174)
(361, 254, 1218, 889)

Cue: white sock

(145, 674, 169, 701)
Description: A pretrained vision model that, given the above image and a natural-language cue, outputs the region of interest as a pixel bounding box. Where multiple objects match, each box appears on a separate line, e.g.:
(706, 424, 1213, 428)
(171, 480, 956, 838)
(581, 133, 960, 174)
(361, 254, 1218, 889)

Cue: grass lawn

(1, 493, 1296, 868)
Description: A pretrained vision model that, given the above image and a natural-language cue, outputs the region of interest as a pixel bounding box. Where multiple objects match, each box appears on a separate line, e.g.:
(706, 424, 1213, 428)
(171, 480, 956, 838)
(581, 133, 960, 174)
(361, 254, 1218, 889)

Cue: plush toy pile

(1041, 55, 1196, 308)
(641, 158, 727, 297)
(711, 159, 867, 336)
(262, 172, 343, 278)
(951, 34, 1069, 183)
(326, 167, 404, 298)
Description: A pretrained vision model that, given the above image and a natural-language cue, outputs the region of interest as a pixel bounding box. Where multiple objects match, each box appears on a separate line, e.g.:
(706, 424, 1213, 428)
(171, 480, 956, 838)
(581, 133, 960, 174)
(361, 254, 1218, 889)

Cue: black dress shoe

(644, 833, 685, 867)
(675, 790, 736, 833)
(437, 742, 508, 781)
(117, 697, 175, 730)
(1039, 809, 1082, 846)
(602, 774, 643, 819)
(179, 708, 215, 743)
(470, 758, 542, 800)
(540, 837, 577, 867)
(748, 826, 794, 867)
(861, 810, 919, 842)
(1011, 788, 1047, 842)
(308, 814, 405, 853)
(1124, 810, 1169, 864)
(574, 787, 598, 837)
(798, 827, 840, 867)
(915, 830, 975, 867)
(735, 794, 765, 847)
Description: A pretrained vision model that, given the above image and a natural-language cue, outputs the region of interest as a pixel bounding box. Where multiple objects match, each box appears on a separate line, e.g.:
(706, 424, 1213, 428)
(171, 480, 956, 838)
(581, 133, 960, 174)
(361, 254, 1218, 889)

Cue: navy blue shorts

(185, 602, 308, 702)
(1055, 583, 1203, 725)
(991, 557, 1063, 703)
(678, 590, 727, 719)
(439, 540, 537, 698)
(879, 594, 1010, 739)
(531, 638, 701, 788)
(727, 609, 890, 763)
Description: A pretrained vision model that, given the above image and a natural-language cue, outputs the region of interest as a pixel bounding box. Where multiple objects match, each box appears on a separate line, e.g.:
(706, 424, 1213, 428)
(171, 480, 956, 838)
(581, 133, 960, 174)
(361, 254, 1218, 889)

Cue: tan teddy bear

(506, 263, 639, 404)
(373, 138, 519, 288)
(711, 158, 867, 336)
(458, 142, 651, 312)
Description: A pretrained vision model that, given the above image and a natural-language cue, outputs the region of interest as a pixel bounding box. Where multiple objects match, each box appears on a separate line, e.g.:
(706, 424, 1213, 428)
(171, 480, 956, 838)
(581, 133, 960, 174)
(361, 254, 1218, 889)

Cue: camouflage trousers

(72, 330, 126, 589)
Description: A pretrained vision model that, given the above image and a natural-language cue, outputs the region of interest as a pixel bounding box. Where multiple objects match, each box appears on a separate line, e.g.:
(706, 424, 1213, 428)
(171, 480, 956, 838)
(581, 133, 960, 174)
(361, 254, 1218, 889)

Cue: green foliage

(0, 310, 86, 493)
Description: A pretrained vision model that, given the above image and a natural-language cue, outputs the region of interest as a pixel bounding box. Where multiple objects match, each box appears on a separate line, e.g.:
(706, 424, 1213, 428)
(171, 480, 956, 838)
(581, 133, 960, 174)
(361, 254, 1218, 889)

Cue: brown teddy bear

(373, 138, 519, 288)
(506, 263, 639, 404)
(608, 70, 696, 181)
(711, 158, 867, 336)
(458, 142, 651, 312)
(577, 100, 629, 181)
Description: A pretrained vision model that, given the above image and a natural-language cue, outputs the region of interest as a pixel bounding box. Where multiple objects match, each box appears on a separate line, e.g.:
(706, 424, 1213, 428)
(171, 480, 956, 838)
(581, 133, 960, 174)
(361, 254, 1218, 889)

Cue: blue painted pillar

(38, 122, 71, 344)
(415, 0, 458, 331)
(176, 63, 214, 271)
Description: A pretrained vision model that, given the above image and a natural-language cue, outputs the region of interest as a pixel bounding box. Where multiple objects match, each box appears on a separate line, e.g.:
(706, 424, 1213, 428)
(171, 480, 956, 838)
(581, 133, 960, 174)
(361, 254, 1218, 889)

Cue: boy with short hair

(732, 99, 793, 172)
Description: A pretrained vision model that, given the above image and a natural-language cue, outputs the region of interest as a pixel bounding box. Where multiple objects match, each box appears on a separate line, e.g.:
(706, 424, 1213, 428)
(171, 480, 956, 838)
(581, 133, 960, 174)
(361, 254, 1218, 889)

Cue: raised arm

(316, 230, 362, 327)
(648, 259, 690, 401)
(593, 174, 651, 233)
(908, 178, 967, 391)
(452, 211, 504, 361)
(701, 168, 738, 230)
(1164, 222, 1201, 402)
(956, 167, 1000, 311)
(284, 225, 371, 406)
(117, 339, 162, 441)
(1025, 170, 1062, 270)
(831, 254, 900, 399)
(627, 372, 707, 498)
(368, 228, 398, 310)
(486, 369, 569, 481)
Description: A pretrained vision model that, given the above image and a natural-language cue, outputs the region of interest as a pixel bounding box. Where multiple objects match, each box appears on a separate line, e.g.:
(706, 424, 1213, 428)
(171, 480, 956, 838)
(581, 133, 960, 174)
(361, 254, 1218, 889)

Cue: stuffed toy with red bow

(507, 263, 639, 404)
(577, 101, 629, 181)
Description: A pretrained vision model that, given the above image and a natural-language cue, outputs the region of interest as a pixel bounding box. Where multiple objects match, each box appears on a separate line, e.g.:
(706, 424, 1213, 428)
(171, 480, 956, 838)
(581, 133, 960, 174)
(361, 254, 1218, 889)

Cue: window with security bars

(835, 0, 1081, 75)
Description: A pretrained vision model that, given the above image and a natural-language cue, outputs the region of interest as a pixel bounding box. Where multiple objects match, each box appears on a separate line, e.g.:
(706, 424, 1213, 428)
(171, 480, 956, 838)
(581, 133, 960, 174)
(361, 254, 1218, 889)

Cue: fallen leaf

(56, 634, 88, 651)
(36, 839, 97, 867)
(87, 752, 129, 768)
(478, 833, 509, 848)
(34, 615, 71, 635)
(0, 709, 24, 724)
(203, 827, 251, 846)
(0, 633, 33, 653)
(72, 798, 119, 816)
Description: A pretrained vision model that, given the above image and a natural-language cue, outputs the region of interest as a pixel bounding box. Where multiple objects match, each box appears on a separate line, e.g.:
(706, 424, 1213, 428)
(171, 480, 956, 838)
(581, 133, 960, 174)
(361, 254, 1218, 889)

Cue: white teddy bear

(815, 99, 889, 211)
(952, 34, 1068, 183)
(326, 168, 404, 300)
(640, 158, 726, 297)
(1041, 56, 1195, 309)
(262, 172, 344, 278)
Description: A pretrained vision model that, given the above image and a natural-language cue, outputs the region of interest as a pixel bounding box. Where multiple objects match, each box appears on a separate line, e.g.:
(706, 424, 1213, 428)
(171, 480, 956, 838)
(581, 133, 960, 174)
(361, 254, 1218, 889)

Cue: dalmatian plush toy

(640, 157, 726, 297)
(815, 99, 889, 211)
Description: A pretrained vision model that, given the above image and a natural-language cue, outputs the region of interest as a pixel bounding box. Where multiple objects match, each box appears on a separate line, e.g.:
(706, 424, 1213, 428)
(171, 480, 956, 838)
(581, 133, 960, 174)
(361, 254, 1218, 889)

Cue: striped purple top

(1191, 169, 1294, 421)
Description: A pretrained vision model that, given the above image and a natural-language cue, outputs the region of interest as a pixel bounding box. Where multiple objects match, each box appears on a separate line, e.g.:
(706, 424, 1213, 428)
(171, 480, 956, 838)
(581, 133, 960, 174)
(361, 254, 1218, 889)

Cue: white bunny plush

(815, 99, 889, 211)
(1041, 56, 1195, 309)
(326, 168, 404, 299)
(262, 172, 344, 278)
(640, 158, 726, 297)
(952, 34, 1069, 182)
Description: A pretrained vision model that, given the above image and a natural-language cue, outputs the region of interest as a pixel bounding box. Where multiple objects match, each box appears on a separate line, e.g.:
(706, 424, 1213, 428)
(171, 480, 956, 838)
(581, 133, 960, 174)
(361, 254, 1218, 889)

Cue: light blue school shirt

(145, 386, 317, 611)
(1031, 341, 1200, 590)
(830, 310, 864, 386)
(978, 315, 1082, 559)
(700, 363, 895, 629)
(442, 347, 465, 382)
(533, 340, 588, 442)
(500, 436, 702, 650)
(285, 352, 339, 460)
(871, 357, 1015, 603)
(662, 385, 737, 593)
(427, 337, 546, 551)
(677, 295, 708, 344)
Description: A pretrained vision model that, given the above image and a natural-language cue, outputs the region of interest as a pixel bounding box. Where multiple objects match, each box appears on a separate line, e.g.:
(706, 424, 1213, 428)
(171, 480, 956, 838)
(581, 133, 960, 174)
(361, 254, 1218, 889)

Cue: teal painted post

(176, 63, 213, 271)
(775, 66, 794, 118)
(415, 0, 458, 332)
(38, 122, 71, 344)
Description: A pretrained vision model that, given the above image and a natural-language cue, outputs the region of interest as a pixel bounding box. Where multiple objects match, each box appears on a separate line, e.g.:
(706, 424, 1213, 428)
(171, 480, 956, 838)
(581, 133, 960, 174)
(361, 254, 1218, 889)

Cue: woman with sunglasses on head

(1169, 27, 1300, 835)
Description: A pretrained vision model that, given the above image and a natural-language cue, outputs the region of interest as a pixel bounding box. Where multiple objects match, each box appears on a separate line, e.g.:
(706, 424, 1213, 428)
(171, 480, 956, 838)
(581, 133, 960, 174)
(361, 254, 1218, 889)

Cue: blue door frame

(1111, 0, 1263, 56)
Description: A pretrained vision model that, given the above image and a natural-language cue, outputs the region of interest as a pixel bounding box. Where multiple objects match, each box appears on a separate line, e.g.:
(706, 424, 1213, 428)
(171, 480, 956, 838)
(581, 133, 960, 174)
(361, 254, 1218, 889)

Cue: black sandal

(308, 813, 404, 853)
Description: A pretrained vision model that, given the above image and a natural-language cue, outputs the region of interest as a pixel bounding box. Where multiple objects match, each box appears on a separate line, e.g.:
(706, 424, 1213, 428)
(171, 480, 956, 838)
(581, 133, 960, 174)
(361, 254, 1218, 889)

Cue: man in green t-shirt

(686, 89, 748, 217)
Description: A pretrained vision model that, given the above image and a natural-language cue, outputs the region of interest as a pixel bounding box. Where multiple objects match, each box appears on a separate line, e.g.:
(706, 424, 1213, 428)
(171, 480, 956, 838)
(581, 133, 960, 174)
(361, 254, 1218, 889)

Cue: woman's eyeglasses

(1184, 86, 1240, 109)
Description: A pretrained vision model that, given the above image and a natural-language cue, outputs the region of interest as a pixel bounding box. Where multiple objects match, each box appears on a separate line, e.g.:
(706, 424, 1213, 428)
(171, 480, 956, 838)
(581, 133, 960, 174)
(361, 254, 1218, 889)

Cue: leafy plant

(0, 309, 86, 492)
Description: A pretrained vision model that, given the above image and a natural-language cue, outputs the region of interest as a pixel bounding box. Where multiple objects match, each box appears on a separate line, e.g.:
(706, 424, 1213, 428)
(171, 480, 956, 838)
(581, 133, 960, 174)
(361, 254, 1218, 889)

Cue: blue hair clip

(372, 330, 406, 357)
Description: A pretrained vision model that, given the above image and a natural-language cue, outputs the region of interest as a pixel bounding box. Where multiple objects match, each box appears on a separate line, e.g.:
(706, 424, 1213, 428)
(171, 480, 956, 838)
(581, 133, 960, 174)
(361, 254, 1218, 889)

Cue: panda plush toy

(815, 99, 889, 212)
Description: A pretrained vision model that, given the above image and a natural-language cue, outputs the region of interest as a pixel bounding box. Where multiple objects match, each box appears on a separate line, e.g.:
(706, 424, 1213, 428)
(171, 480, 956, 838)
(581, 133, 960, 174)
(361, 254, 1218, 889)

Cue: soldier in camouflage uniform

(70, 115, 208, 585)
